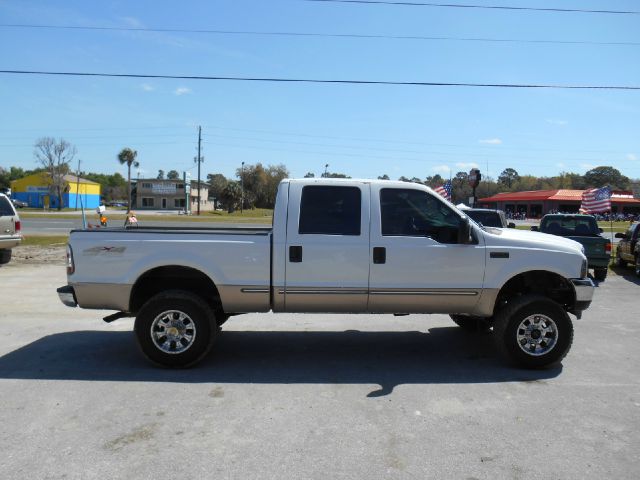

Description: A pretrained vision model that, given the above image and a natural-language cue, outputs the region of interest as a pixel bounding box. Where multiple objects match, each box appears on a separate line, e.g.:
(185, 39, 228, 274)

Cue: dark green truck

(533, 214, 611, 281)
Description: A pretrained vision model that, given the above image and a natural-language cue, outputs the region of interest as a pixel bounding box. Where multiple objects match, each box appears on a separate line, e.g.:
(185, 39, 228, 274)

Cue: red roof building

(477, 189, 640, 218)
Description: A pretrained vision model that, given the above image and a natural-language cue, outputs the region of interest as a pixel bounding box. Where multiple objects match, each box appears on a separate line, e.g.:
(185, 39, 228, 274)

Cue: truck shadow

(0, 327, 561, 396)
(610, 266, 640, 285)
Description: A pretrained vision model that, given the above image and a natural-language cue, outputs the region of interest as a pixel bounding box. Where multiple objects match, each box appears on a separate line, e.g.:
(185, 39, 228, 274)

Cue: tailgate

(567, 236, 609, 257)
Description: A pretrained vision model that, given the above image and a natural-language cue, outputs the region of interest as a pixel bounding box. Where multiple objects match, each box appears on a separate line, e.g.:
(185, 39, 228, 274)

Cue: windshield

(540, 216, 599, 236)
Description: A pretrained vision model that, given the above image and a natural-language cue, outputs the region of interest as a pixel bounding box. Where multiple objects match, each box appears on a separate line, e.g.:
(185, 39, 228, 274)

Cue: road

(20, 217, 270, 234)
(0, 262, 639, 479)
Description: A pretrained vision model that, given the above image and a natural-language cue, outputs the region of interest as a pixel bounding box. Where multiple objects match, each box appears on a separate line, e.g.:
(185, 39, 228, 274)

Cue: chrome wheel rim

(516, 314, 558, 356)
(150, 310, 197, 354)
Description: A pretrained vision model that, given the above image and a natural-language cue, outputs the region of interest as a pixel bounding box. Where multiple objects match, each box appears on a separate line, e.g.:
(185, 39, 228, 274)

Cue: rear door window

(298, 186, 361, 235)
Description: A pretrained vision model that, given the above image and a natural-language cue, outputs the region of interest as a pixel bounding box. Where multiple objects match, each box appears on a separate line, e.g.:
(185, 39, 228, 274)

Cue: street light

(241, 161, 245, 214)
(324, 164, 329, 177)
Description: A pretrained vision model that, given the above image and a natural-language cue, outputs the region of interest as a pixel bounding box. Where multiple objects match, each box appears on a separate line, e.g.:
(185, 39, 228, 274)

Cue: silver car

(0, 193, 22, 264)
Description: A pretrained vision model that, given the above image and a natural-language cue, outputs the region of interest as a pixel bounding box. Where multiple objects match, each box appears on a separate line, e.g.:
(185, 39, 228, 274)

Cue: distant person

(125, 212, 138, 227)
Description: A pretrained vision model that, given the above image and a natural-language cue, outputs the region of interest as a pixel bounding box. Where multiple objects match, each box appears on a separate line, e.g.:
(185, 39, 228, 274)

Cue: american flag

(580, 186, 611, 213)
(433, 180, 452, 201)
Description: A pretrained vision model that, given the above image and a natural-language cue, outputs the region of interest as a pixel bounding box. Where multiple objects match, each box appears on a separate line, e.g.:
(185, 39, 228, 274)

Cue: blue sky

(1, 0, 638, 182)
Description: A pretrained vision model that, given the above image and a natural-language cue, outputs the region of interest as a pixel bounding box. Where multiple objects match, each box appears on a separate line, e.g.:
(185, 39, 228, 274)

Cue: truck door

(283, 182, 370, 312)
(368, 185, 485, 313)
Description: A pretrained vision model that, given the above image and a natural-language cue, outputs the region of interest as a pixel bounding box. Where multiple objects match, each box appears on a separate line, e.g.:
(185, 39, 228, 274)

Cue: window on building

(177, 184, 184, 189)
(142, 198, 155, 207)
(174, 198, 186, 208)
(142, 183, 152, 189)
(298, 186, 361, 235)
(380, 188, 461, 243)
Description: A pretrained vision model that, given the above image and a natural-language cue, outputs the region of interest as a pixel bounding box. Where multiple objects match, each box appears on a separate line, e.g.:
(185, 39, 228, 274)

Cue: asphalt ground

(0, 263, 639, 479)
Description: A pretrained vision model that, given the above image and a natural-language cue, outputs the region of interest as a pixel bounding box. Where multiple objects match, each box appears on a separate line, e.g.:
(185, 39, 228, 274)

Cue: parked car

(11, 198, 28, 208)
(465, 208, 516, 228)
(0, 193, 23, 264)
(532, 214, 611, 281)
(58, 179, 593, 369)
(615, 222, 640, 276)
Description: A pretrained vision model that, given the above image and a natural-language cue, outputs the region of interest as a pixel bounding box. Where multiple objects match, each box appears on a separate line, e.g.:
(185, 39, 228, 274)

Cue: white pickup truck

(58, 179, 594, 369)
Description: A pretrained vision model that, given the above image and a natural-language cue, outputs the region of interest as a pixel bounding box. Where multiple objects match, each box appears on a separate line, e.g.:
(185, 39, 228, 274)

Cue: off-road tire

(450, 314, 493, 333)
(0, 249, 11, 264)
(134, 290, 218, 368)
(635, 254, 640, 278)
(494, 294, 573, 369)
(593, 267, 608, 282)
(615, 253, 627, 268)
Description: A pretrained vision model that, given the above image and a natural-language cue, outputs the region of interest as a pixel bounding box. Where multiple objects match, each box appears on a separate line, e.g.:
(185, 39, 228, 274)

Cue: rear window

(298, 186, 361, 235)
(541, 216, 598, 236)
(0, 196, 15, 216)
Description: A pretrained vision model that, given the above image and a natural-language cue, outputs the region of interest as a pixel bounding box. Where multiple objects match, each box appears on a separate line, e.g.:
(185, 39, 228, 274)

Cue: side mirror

(531, 226, 539, 232)
(458, 217, 471, 244)
(598, 228, 603, 234)
(508, 222, 516, 229)
(615, 232, 626, 239)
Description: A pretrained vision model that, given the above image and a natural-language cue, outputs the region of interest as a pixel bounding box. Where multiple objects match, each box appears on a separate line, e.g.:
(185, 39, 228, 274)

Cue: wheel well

(495, 270, 575, 315)
(129, 266, 223, 315)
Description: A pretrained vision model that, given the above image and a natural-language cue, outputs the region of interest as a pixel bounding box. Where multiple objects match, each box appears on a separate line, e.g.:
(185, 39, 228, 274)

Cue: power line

(1, 70, 638, 90)
(304, 0, 640, 15)
(2, 23, 637, 47)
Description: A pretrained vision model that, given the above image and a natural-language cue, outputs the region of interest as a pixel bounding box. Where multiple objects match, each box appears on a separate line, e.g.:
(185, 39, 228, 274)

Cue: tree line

(1, 137, 636, 211)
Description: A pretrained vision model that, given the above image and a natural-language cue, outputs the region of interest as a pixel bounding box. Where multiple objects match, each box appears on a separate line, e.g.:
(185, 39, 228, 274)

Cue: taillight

(66, 245, 75, 275)
(14, 220, 21, 232)
(605, 242, 611, 253)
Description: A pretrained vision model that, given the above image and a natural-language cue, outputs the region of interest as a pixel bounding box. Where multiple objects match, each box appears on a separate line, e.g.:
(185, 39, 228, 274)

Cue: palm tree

(117, 148, 139, 213)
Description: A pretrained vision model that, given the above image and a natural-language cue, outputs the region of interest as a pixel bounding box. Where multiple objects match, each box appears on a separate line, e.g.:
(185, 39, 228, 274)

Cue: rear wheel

(593, 267, 608, 281)
(450, 314, 493, 333)
(134, 290, 218, 368)
(0, 249, 11, 264)
(494, 294, 573, 369)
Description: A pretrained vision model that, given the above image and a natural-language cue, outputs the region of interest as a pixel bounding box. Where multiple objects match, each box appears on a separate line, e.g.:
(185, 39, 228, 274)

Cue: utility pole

(241, 161, 245, 214)
(324, 164, 329, 178)
(196, 126, 202, 215)
(75, 159, 81, 210)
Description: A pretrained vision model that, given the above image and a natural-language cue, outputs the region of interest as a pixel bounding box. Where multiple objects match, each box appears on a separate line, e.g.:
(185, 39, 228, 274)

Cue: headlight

(580, 258, 587, 278)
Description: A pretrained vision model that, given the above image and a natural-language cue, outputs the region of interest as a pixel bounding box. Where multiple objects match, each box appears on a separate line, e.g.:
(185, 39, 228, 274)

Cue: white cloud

(479, 138, 502, 145)
(175, 87, 192, 96)
(556, 163, 566, 169)
(546, 119, 568, 126)
(432, 165, 450, 173)
(141, 83, 154, 92)
(627, 153, 637, 161)
(122, 16, 144, 28)
(456, 162, 479, 169)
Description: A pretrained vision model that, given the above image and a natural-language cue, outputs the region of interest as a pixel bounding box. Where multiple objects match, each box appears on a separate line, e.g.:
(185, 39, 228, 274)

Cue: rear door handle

(373, 247, 386, 264)
(289, 245, 303, 263)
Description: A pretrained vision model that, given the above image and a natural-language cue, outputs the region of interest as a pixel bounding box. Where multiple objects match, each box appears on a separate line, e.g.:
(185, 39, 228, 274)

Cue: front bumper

(57, 285, 78, 307)
(571, 278, 595, 314)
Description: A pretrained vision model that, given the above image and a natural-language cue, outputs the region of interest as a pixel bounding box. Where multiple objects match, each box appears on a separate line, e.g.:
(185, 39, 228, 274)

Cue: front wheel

(593, 267, 608, 281)
(616, 253, 627, 268)
(635, 255, 640, 278)
(493, 294, 573, 369)
(134, 290, 218, 368)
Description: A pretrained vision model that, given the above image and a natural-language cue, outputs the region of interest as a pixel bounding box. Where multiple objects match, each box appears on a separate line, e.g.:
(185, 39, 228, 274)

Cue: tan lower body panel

(73, 283, 132, 311)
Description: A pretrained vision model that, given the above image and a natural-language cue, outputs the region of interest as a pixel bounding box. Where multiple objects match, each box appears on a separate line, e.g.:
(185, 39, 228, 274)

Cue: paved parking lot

(1, 263, 639, 479)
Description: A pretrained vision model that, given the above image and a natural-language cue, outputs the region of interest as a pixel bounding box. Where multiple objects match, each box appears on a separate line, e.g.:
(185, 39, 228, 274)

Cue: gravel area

(9, 245, 66, 266)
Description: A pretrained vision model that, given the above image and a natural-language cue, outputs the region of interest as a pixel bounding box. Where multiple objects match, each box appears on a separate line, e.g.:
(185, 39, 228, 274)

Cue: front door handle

(373, 247, 386, 264)
(289, 245, 303, 262)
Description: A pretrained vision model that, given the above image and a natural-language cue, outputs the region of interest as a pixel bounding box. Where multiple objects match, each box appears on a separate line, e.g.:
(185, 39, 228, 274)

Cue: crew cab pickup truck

(58, 179, 594, 369)
(532, 214, 611, 281)
(615, 222, 640, 276)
